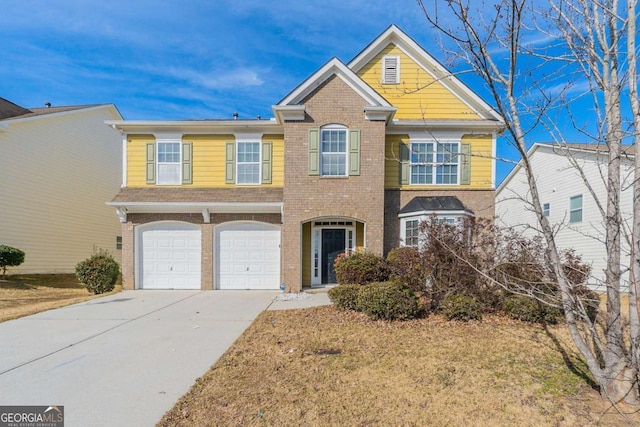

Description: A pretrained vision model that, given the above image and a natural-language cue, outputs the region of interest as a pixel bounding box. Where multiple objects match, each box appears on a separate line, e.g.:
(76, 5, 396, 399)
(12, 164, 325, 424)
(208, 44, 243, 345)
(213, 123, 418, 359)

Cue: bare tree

(417, 0, 640, 404)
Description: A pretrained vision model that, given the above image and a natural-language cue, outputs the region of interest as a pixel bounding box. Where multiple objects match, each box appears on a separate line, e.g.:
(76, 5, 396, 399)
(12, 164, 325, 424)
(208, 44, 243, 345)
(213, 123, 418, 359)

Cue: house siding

(357, 44, 480, 120)
(281, 76, 386, 291)
(126, 134, 285, 187)
(496, 145, 634, 289)
(0, 107, 122, 274)
(384, 134, 494, 189)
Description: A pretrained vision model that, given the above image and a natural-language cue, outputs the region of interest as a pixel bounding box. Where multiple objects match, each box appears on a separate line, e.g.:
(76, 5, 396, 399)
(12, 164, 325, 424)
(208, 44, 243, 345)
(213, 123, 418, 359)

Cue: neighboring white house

(0, 97, 123, 274)
(496, 143, 634, 289)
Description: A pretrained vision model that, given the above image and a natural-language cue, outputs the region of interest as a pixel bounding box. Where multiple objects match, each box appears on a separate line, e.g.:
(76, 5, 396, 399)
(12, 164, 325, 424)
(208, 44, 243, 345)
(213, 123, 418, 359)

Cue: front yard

(159, 305, 640, 427)
(0, 274, 120, 322)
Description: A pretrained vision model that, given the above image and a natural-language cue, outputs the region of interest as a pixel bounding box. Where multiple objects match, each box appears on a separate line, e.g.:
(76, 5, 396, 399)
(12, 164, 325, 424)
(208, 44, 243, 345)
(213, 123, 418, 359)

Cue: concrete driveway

(0, 290, 280, 426)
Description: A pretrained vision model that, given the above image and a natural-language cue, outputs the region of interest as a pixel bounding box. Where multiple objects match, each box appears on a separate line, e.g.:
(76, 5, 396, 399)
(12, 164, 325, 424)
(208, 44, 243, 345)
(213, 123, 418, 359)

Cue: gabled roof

(273, 57, 397, 123)
(496, 142, 636, 194)
(0, 103, 122, 131)
(348, 25, 503, 123)
(398, 196, 474, 217)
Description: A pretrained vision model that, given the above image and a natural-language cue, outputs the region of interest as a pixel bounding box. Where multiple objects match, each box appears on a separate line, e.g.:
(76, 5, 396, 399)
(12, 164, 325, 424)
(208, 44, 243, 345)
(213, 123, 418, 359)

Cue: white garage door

(216, 222, 280, 290)
(139, 223, 201, 289)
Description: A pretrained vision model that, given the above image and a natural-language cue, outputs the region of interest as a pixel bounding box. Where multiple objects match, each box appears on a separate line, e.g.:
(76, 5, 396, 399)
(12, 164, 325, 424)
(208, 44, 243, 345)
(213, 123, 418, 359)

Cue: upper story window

(157, 141, 181, 185)
(236, 142, 261, 185)
(321, 125, 348, 176)
(569, 195, 583, 223)
(382, 55, 400, 84)
(543, 203, 550, 217)
(410, 142, 459, 185)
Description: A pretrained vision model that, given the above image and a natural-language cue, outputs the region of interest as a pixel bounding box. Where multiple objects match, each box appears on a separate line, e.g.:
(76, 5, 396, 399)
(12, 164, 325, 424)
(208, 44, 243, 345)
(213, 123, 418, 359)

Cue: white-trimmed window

(401, 216, 460, 247)
(410, 142, 460, 185)
(569, 195, 583, 223)
(236, 142, 261, 185)
(382, 55, 400, 84)
(321, 125, 347, 176)
(543, 203, 550, 217)
(157, 141, 181, 185)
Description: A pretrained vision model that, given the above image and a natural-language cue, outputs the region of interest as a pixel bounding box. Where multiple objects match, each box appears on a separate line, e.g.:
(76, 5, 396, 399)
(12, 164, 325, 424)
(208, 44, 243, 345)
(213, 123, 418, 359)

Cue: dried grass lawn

(159, 306, 640, 427)
(0, 274, 121, 322)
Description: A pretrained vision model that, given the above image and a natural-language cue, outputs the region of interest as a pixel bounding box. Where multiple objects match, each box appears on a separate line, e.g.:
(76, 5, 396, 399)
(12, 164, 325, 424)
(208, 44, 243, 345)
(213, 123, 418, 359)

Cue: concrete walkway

(0, 290, 331, 426)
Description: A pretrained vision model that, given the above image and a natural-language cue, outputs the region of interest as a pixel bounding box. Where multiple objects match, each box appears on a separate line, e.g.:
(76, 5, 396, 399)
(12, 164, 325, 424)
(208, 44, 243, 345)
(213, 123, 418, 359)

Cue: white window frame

(410, 140, 460, 185)
(320, 124, 348, 177)
(156, 140, 181, 185)
(400, 215, 463, 248)
(543, 202, 550, 217)
(236, 141, 261, 185)
(569, 195, 583, 223)
(382, 55, 400, 84)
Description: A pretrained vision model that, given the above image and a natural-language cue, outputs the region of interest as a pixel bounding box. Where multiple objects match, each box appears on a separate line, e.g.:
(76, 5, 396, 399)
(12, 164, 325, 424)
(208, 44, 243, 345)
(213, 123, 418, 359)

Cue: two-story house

(496, 143, 634, 289)
(0, 97, 123, 274)
(107, 25, 504, 291)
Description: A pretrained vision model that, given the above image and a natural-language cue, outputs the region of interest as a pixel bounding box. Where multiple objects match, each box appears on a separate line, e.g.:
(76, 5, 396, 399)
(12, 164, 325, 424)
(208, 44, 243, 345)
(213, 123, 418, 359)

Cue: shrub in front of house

(0, 245, 25, 277)
(328, 284, 361, 311)
(356, 281, 420, 320)
(75, 251, 120, 294)
(334, 251, 390, 285)
(441, 293, 482, 321)
(386, 246, 427, 293)
(504, 294, 562, 324)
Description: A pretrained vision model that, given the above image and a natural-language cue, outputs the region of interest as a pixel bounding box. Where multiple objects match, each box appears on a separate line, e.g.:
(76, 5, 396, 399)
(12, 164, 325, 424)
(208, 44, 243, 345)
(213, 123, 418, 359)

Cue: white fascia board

(496, 143, 543, 195)
(106, 201, 283, 214)
(105, 119, 282, 135)
(272, 105, 306, 122)
(364, 106, 397, 122)
(277, 58, 392, 108)
(348, 25, 504, 123)
(398, 209, 475, 219)
(387, 119, 504, 134)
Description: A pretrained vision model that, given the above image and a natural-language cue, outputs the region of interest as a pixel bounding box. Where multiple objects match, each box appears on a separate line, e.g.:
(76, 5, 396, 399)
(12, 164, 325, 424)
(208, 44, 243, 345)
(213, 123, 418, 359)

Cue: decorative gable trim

(273, 57, 396, 124)
(348, 25, 504, 123)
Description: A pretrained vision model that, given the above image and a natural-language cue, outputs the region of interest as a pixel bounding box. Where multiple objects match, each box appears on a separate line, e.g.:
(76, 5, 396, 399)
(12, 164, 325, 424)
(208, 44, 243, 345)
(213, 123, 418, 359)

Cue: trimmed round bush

(328, 284, 361, 311)
(504, 294, 562, 324)
(75, 251, 120, 294)
(0, 245, 25, 277)
(334, 251, 390, 285)
(356, 281, 419, 320)
(441, 294, 482, 321)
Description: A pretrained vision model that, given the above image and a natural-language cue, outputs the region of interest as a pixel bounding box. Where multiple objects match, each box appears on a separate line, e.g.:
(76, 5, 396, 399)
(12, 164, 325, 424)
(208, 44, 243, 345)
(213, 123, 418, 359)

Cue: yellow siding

(384, 134, 493, 189)
(358, 44, 480, 120)
(127, 134, 284, 187)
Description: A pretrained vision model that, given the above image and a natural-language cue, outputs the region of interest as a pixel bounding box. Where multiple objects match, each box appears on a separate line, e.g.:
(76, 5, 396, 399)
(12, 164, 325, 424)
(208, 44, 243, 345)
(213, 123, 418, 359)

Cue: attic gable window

(382, 55, 400, 84)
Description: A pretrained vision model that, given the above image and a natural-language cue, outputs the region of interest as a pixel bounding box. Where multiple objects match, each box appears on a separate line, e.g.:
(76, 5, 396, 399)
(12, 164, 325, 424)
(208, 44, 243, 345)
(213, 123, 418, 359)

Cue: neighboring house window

(382, 55, 400, 84)
(157, 141, 181, 185)
(570, 195, 583, 223)
(116, 236, 122, 250)
(543, 203, 550, 217)
(237, 142, 261, 185)
(321, 126, 347, 176)
(410, 142, 459, 185)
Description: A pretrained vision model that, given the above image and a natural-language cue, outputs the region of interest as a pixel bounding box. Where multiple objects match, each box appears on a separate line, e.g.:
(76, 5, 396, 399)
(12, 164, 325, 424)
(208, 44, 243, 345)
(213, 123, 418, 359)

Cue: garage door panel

(139, 224, 201, 290)
(216, 223, 280, 290)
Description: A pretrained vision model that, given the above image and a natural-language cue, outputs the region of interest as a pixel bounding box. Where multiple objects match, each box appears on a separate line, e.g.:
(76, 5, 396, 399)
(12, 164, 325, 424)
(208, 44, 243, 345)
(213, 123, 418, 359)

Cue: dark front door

(322, 229, 346, 284)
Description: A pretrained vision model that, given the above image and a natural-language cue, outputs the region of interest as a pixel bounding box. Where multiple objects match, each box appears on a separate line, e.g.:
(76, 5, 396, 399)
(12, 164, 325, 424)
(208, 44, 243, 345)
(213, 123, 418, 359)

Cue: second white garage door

(216, 222, 280, 290)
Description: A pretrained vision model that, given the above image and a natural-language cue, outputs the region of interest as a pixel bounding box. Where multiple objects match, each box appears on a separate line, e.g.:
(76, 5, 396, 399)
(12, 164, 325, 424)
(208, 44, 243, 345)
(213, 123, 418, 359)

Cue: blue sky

(0, 0, 596, 184)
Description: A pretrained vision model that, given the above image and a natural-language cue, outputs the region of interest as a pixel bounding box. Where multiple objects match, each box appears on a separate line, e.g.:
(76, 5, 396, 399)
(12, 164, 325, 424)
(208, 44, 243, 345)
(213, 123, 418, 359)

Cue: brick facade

(282, 76, 386, 291)
(383, 189, 495, 253)
(120, 212, 281, 290)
